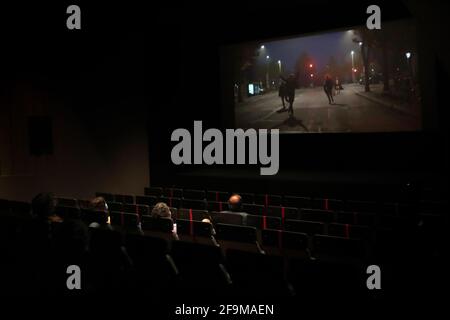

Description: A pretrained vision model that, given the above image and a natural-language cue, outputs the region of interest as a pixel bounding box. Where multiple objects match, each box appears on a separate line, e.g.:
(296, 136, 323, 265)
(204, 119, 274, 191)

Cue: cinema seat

(108, 202, 124, 212)
(82, 209, 108, 225)
(300, 209, 334, 223)
(55, 206, 81, 220)
(123, 204, 151, 216)
(207, 201, 226, 212)
(135, 195, 158, 207)
(125, 233, 178, 295)
(110, 211, 139, 229)
(181, 198, 207, 210)
(171, 240, 230, 294)
(232, 192, 254, 204)
(283, 196, 312, 209)
(176, 208, 209, 221)
(141, 216, 173, 233)
(225, 249, 289, 296)
(345, 200, 379, 213)
(56, 197, 78, 208)
(242, 203, 265, 215)
(95, 192, 115, 202)
(159, 196, 181, 208)
(266, 206, 300, 220)
(183, 189, 206, 200)
(144, 187, 163, 197)
(327, 223, 372, 240)
(284, 219, 325, 235)
(0, 199, 10, 215)
(215, 223, 257, 243)
(261, 229, 308, 251)
(336, 211, 376, 226)
(254, 194, 282, 207)
(207, 190, 230, 202)
(288, 258, 365, 298)
(311, 198, 343, 211)
(163, 187, 183, 198)
(114, 194, 134, 204)
(176, 219, 213, 237)
(313, 235, 364, 259)
(210, 212, 245, 226)
(8, 201, 31, 217)
(246, 215, 282, 230)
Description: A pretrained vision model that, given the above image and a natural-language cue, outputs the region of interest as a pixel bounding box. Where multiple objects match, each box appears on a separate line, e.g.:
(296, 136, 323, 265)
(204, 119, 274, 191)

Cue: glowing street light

(277, 60, 282, 73)
(266, 55, 270, 59)
(359, 42, 363, 46)
(406, 52, 411, 59)
(260, 45, 265, 49)
(309, 64, 313, 68)
(351, 51, 355, 83)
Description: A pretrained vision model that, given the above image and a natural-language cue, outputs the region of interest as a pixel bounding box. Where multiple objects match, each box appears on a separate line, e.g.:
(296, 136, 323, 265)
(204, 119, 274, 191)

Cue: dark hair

(31, 192, 58, 220)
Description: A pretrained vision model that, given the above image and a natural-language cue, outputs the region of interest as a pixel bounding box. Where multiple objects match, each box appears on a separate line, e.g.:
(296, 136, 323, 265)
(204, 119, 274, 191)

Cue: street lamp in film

(405, 52, 412, 77)
(351, 50, 355, 83)
(266, 55, 270, 89)
(278, 60, 282, 73)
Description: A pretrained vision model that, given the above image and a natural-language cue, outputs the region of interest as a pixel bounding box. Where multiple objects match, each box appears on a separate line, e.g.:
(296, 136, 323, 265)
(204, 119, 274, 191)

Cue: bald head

(228, 194, 242, 212)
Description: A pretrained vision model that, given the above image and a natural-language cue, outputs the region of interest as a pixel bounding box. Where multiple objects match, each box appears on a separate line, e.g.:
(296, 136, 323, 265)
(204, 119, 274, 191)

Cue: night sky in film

(258, 30, 361, 72)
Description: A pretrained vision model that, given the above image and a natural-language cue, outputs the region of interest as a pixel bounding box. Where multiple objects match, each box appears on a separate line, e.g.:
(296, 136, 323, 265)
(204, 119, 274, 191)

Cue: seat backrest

(159, 196, 181, 209)
(210, 212, 245, 226)
(9, 201, 31, 217)
(207, 191, 229, 202)
(254, 194, 283, 207)
(108, 202, 124, 212)
(95, 192, 115, 202)
(55, 206, 81, 220)
(110, 211, 139, 228)
(301, 209, 334, 223)
(266, 206, 299, 220)
(283, 196, 312, 209)
(82, 209, 108, 225)
(311, 198, 343, 211)
(163, 187, 183, 198)
(183, 189, 206, 200)
(232, 192, 254, 204)
(141, 216, 173, 233)
(327, 223, 371, 240)
(114, 194, 134, 204)
(144, 187, 163, 197)
(284, 219, 325, 235)
(246, 214, 282, 230)
(181, 198, 207, 210)
(345, 200, 379, 213)
(207, 201, 226, 212)
(177, 208, 209, 221)
(176, 219, 213, 237)
(313, 234, 364, 258)
(135, 195, 158, 207)
(56, 198, 78, 208)
(242, 203, 265, 215)
(261, 229, 308, 251)
(215, 223, 257, 243)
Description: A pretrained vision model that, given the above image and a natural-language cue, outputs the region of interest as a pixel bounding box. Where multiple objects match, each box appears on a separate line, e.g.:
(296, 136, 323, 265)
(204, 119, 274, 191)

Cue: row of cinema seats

(0, 185, 448, 297)
(88, 226, 369, 297)
(96, 187, 447, 216)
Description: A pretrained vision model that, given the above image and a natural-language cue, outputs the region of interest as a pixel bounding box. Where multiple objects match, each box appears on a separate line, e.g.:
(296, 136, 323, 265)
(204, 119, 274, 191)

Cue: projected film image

(231, 20, 421, 133)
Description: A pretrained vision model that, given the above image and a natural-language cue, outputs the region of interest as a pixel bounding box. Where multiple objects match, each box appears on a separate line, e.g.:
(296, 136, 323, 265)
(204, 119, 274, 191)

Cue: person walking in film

(279, 74, 296, 117)
(278, 79, 288, 111)
(324, 75, 335, 104)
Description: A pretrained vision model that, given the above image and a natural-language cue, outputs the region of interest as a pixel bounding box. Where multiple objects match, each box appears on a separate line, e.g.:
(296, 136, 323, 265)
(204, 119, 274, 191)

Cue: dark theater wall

(0, 7, 150, 201)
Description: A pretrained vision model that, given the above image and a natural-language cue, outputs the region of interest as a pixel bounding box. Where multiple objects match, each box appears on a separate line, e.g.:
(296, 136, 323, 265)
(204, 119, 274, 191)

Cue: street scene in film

(231, 20, 421, 133)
